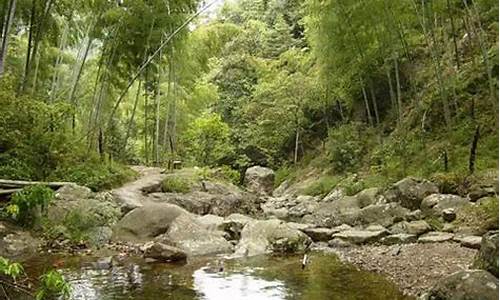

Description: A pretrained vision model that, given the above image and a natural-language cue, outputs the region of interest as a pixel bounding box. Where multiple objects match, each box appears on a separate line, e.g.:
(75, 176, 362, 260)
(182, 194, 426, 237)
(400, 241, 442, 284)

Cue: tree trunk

(361, 82, 373, 127)
(294, 124, 299, 164)
(369, 84, 380, 126)
(0, 0, 16, 76)
(70, 36, 92, 132)
(154, 54, 163, 165)
(124, 80, 141, 148)
(50, 22, 68, 101)
(394, 56, 402, 125)
(468, 126, 480, 174)
(386, 65, 396, 113)
(21, 0, 36, 92)
(447, 0, 460, 69)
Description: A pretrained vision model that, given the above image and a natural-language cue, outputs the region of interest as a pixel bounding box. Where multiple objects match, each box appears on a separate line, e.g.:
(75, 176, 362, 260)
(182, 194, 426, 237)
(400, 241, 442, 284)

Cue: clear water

(21, 252, 413, 300)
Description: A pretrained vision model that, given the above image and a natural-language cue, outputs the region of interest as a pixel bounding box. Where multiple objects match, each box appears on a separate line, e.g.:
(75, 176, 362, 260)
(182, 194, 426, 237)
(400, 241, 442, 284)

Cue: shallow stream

(21, 252, 413, 300)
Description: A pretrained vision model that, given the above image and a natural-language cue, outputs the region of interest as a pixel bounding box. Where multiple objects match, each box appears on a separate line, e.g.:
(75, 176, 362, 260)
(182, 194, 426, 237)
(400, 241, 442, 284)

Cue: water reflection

(193, 267, 287, 300)
(21, 253, 413, 300)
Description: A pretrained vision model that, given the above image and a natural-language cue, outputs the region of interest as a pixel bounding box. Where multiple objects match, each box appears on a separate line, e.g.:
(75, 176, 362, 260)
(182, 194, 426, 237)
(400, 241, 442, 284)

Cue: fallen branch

(0, 179, 74, 189)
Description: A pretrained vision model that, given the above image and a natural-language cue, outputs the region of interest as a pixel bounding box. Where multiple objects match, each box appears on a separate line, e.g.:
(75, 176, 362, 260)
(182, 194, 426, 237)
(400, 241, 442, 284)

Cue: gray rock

(234, 219, 311, 257)
(332, 229, 388, 244)
(244, 166, 275, 196)
(381, 234, 418, 245)
(302, 227, 336, 242)
(343, 203, 409, 227)
(420, 194, 470, 217)
(142, 242, 187, 262)
(0, 231, 40, 259)
(55, 184, 93, 202)
(113, 203, 232, 256)
(218, 213, 254, 240)
(405, 209, 423, 221)
(355, 187, 384, 208)
(322, 188, 345, 202)
(156, 213, 233, 256)
(384, 177, 439, 210)
(328, 238, 353, 248)
(418, 232, 454, 243)
(365, 224, 388, 232)
(197, 214, 224, 231)
(149, 190, 258, 217)
(113, 203, 185, 240)
(95, 256, 113, 269)
(469, 184, 497, 202)
(453, 235, 482, 249)
(427, 270, 498, 300)
(474, 231, 499, 277)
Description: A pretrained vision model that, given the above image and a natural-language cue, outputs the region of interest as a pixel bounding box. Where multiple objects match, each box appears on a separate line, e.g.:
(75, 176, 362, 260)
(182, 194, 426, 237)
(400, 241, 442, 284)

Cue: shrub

(6, 185, 54, 227)
(302, 175, 339, 197)
(161, 176, 191, 193)
(274, 165, 296, 188)
(36, 270, 71, 300)
(326, 124, 364, 173)
(51, 161, 136, 191)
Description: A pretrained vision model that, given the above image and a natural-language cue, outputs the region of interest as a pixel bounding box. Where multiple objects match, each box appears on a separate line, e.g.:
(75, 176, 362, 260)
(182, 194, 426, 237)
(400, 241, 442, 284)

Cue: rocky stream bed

(0, 165, 498, 299)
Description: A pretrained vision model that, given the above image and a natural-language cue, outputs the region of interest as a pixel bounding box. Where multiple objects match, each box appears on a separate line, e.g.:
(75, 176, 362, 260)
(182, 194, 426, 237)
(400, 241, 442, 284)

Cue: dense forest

(0, 0, 497, 193)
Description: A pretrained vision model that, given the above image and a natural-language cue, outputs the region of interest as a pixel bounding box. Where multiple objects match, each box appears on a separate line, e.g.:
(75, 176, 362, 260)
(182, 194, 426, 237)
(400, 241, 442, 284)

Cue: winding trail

(112, 166, 166, 213)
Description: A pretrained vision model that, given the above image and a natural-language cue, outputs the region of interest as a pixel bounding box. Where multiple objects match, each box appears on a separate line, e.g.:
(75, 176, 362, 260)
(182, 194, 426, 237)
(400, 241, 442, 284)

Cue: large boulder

(47, 185, 121, 243)
(355, 187, 385, 208)
(421, 194, 470, 218)
(244, 166, 275, 195)
(0, 222, 40, 259)
(218, 213, 255, 241)
(113, 203, 233, 256)
(148, 190, 260, 217)
(234, 219, 311, 257)
(384, 177, 439, 210)
(342, 203, 409, 227)
(113, 203, 185, 240)
(474, 231, 499, 277)
(427, 270, 498, 300)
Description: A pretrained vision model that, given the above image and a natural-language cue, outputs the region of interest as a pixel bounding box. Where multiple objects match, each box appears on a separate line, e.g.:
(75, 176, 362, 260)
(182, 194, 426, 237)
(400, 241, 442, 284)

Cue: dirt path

(112, 166, 166, 213)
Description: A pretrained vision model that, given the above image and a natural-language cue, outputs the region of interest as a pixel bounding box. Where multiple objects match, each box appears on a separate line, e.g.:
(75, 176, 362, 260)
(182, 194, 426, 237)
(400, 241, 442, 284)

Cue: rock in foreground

(427, 270, 498, 300)
(234, 219, 311, 257)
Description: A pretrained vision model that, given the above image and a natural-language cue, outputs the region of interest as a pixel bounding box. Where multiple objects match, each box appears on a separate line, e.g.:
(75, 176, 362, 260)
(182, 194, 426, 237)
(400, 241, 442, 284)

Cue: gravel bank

(333, 242, 478, 297)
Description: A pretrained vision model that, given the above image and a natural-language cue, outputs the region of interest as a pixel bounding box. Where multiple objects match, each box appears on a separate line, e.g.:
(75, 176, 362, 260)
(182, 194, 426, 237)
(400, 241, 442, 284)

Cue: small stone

(142, 242, 187, 262)
(442, 208, 456, 222)
(418, 232, 454, 243)
(453, 235, 482, 249)
(328, 238, 352, 248)
(381, 234, 418, 245)
(302, 227, 336, 242)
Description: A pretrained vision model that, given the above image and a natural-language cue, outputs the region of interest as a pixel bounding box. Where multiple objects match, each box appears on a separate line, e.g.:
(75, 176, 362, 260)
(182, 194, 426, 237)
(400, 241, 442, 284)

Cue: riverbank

(331, 242, 477, 297)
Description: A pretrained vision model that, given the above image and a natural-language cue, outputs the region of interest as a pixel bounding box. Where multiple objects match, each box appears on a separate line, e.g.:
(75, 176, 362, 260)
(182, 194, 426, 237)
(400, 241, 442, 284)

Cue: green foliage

(302, 175, 339, 197)
(183, 113, 235, 167)
(51, 161, 136, 191)
(161, 176, 191, 193)
(274, 165, 298, 188)
(6, 185, 54, 227)
(0, 257, 24, 280)
(326, 124, 364, 173)
(36, 270, 71, 300)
